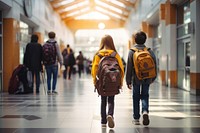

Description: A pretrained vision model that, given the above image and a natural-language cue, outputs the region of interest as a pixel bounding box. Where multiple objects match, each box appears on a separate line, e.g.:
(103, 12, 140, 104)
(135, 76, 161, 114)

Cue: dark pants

(63, 65, 68, 79)
(132, 84, 150, 119)
(101, 96, 115, 124)
(31, 70, 40, 92)
(78, 64, 84, 78)
(68, 65, 74, 79)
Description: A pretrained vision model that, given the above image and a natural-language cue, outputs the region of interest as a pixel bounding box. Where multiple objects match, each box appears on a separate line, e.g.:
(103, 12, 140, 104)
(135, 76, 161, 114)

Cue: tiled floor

(1, 73, 200, 133)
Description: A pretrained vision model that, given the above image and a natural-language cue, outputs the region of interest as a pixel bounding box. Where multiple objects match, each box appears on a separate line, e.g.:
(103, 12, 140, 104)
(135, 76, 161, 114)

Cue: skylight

(95, 0, 123, 14)
(53, 0, 75, 8)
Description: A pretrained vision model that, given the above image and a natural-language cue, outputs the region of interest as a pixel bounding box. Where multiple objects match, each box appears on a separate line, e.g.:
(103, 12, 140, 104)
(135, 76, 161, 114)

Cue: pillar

(141, 21, 153, 48)
(165, 1, 177, 87)
(3, 18, 20, 92)
(34, 32, 44, 44)
(190, 0, 200, 95)
(159, 4, 167, 85)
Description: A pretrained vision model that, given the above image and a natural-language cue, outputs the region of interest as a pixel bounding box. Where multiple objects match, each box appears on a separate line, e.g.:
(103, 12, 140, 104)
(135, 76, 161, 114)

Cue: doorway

(177, 39, 190, 91)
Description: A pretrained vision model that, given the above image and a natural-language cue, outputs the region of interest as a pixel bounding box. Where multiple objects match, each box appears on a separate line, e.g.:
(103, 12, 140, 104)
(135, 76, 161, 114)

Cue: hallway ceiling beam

(65, 19, 124, 32)
(53, 0, 85, 12)
(118, 0, 135, 8)
(96, 4, 128, 19)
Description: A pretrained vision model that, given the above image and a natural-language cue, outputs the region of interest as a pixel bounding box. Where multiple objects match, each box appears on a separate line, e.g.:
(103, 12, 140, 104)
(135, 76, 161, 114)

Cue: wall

(4, 0, 74, 45)
(2, 0, 74, 91)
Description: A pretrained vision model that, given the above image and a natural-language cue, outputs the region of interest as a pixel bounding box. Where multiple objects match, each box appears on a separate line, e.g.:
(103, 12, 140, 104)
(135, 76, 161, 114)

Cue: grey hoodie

(46, 39, 63, 66)
(125, 44, 157, 85)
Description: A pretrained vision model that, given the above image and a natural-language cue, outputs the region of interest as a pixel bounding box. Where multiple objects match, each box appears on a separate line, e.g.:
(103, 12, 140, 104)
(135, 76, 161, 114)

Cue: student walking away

(125, 31, 157, 126)
(62, 44, 70, 79)
(43, 31, 63, 95)
(76, 51, 84, 78)
(67, 49, 76, 80)
(23, 34, 43, 94)
(91, 35, 124, 128)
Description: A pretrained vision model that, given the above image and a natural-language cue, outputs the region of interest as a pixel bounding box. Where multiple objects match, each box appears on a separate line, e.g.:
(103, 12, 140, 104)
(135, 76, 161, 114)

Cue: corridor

(0, 73, 200, 133)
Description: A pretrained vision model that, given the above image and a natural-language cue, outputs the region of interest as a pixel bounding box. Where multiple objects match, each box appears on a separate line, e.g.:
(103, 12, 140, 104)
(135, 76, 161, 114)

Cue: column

(141, 21, 153, 48)
(3, 18, 20, 92)
(34, 32, 44, 44)
(190, 0, 200, 95)
(159, 4, 167, 85)
(165, 1, 177, 87)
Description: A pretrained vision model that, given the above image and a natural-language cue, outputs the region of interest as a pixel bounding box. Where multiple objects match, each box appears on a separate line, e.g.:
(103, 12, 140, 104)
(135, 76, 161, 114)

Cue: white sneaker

(101, 124, 107, 128)
(133, 119, 140, 125)
(107, 115, 115, 128)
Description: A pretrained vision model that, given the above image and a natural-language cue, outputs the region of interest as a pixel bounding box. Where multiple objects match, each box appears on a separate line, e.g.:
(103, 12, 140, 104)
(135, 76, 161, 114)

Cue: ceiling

(49, 0, 139, 31)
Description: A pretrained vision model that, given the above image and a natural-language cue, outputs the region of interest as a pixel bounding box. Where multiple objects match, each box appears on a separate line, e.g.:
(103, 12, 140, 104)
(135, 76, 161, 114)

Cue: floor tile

(0, 74, 200, 133)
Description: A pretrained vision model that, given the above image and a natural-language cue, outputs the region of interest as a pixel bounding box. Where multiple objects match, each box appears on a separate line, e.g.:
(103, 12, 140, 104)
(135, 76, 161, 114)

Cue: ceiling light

(98, 22, 105, 29)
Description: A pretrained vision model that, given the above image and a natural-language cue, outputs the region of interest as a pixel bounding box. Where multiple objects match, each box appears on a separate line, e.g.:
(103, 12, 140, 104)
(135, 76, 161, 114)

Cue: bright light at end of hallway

(98, 22, 105, 29)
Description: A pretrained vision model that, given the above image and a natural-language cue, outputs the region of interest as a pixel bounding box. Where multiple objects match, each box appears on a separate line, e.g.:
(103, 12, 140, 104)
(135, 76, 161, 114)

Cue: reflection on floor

(0, 73, 200, 133)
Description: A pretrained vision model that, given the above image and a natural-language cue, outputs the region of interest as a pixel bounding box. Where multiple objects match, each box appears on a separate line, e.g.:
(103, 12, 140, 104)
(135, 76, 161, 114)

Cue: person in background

(67, 49, 76, 80)
(62, 45, 69, 79)
(76, 51, 84, 78)
(43, 31, 63, 95)
(23, 34, 43, 94)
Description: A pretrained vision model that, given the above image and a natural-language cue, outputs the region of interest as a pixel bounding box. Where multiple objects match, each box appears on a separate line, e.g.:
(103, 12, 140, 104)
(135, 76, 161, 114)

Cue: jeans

(45, 65, 58, 91)
(31, 70, 40, 92)
(63, 65, 67, 79)
(132, 83, 150, 119)
(101, 96, 115, 124)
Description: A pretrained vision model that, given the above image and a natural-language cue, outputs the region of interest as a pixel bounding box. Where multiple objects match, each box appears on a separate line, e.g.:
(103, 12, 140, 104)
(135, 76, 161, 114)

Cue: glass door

(184, 42, 190, 90)
(177, 39, 190, 91)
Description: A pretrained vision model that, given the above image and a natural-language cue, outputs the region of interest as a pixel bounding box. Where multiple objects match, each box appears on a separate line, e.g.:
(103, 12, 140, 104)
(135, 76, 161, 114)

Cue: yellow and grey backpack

(132, 47, 156, 80)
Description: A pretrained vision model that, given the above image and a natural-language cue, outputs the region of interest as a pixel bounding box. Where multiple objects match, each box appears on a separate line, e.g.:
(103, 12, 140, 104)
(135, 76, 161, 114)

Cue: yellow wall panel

(3, 18, 20, 92)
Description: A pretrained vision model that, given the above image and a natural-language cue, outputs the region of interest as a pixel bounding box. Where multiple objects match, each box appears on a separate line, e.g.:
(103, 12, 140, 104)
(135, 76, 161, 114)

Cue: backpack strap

(132, 47, 150, 52)
(97, 51, 116, 58)
(131, 47, 139, 52)
(143, 47, 151, 51)
(110, 52, 117, 57)
(97, 53, 103, 59)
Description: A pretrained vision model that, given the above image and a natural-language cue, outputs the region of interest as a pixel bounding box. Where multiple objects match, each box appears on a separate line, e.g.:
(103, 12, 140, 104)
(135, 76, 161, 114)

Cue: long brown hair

(98, 35, 117, 53)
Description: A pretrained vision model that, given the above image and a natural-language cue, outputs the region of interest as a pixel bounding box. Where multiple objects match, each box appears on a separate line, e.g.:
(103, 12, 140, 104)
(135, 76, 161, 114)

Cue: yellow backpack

(132, 47, 156, 80)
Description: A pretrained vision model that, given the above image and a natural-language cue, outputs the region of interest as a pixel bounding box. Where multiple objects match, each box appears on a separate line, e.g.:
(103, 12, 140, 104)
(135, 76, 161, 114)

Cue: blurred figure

(67, 49, 76, 80)
(62, 44, 73, 79)
(23, 34, 43, 93)
(43, 31, 63, 95)
(76, 51, 84, 78)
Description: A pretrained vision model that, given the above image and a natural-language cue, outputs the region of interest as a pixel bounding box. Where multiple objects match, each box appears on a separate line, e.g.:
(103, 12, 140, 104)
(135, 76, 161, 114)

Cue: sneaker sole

(143, 114, 150, 126)
(134, 121, 140, 125)
(107, 115, 114, 128)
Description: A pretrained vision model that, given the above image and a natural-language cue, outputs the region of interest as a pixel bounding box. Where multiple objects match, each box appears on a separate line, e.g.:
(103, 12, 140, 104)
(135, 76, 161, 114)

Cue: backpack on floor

(8, 65, 33, 94)
(8, 65, 23, 94)
(43, 41, 57, 65)
(132, 47, 156, 80)
(95, 52, 122, 96)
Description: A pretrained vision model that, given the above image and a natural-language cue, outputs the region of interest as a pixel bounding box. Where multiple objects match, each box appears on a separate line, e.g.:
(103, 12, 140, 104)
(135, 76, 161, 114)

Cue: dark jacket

(62, 48, 68, 65)
(68, 52, 76, 66)
(76, 54, 84, 65)
(23, 42, 43, 71)
(125, 44, 157, 85)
